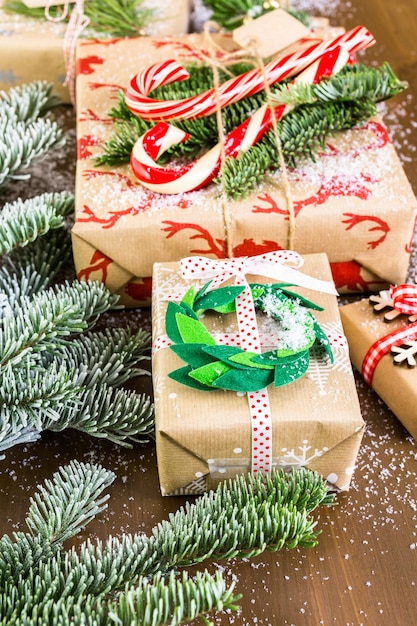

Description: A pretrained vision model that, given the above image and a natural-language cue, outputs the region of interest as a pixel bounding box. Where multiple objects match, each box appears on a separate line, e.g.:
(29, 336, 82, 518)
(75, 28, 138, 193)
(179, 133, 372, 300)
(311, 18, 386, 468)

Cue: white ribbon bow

(180, 250, 338, 295)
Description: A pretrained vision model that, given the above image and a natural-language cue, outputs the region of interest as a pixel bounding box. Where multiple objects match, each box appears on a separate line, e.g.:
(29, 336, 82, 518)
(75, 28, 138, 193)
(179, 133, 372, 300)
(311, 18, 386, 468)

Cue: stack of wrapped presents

(14, 1, 415, 494)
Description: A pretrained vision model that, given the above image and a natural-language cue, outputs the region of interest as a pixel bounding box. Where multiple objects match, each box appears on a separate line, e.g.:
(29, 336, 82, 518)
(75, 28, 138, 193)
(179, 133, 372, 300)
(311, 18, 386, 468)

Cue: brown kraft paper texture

(152, 253, 365, 495)
(340, 297, 417, 440)
(71, 33, 417, 305)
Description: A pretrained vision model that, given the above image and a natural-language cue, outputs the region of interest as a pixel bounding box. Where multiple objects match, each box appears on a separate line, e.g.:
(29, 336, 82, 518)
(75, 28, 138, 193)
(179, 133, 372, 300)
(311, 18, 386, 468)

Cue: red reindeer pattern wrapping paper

(71, 34, 417, 306)
(152, 253, 365, 496)
(340, 297, 417, 440)
(0, 0, 191, 103)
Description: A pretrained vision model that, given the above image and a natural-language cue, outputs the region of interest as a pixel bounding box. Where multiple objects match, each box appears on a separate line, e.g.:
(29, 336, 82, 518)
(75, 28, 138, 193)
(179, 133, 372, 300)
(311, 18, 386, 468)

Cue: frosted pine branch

(46, 383, 155, 445)
(0, 229, 73, 311)
(0, 191, 74, 256)
(0, 281, 119, 368)
(271, 62, 408, 107)
(26, 460, 116, 544)
(0, 461, 333, 624)
(59, 328, 152, 386)
(0, 82, 65, 188)
(0, 80, 61, 123)
(0, 117, 65, 187)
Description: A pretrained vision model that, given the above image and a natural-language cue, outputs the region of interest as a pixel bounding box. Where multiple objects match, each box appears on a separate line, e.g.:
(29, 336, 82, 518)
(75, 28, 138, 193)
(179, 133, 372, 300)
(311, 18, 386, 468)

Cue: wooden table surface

(1, 1, 417, 624)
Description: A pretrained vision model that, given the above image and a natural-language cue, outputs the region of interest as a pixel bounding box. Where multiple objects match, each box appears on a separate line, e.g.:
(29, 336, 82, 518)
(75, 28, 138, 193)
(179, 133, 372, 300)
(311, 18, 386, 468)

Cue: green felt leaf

(180, 300, 200, 320)
(273, 351, 310, 387)
(249, 284, 265, 300)
(195, 285, 244, 313)
(176, 313, 217, 346)
(228, 350, 274, 370)
(313, 320, 334, 362)
(202, 345, 252, 369)
(213, 366, 274, 392)
(251, 282, 323, 312)
(276, 334, 315, 358)
(280, 288, 324, 311)
(165, 301, 186, 344)
(194, 280, 213, 300)
(252, 350, 289, 366)
(168, 365, 216, 391)
(166, 300, 199, 343)
(181, 286, 197, 309)
(171, 343, 218, 368)
(188, 360, 231, 387)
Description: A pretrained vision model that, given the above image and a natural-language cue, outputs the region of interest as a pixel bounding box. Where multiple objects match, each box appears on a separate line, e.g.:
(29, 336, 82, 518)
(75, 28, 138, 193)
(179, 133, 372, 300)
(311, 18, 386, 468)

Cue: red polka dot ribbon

(362, 284, 417, 385)
(179, 251, 337, 295)
(179, 251, 336, 474)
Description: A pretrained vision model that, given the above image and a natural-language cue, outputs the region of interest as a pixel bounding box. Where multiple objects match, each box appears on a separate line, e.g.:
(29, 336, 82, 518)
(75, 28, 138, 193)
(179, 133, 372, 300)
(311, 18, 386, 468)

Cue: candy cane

(125, 25, 375, 121)
(130, 46, 349, 194)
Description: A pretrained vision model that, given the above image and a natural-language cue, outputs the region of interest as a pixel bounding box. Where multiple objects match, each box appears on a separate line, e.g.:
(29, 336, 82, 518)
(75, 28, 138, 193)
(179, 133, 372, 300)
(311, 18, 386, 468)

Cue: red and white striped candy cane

(125, 25, 375, 121)
(130, 46, 349, 194)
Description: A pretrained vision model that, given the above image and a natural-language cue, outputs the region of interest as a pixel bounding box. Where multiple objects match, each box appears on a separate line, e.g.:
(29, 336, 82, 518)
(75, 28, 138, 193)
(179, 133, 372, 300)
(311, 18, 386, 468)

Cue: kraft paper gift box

(71, 32, 417, 306)
(0, 0, 191, 103)
(340, 293, 417, 440)
(151, 252, 365, 496)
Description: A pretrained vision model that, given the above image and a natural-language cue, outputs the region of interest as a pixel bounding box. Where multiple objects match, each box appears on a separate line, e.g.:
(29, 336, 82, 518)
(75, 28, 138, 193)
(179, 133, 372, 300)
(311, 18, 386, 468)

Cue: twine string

(248, 36, 296, 250)
(44, 0, 90, 106)
(203, 22, 233, 259)
(202, 24, 296, 256)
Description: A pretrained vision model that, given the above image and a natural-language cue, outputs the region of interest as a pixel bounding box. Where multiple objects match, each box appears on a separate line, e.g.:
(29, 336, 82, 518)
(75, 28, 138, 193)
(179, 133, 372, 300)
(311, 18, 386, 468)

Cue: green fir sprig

(0, 460, 334, 625)
(201, 0, 310, 30)
(97, 62, 406, 197)
(0, 191, 74, 256)
(0, 188, 154, 455)
(0, 82, 64, 188)
(4, 0, 155, 38)
(0, 278, 154, 451)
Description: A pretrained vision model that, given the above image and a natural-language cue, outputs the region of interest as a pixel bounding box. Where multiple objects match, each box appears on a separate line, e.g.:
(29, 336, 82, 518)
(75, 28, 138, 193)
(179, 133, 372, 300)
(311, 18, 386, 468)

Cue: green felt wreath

(165, 282, 333, 393)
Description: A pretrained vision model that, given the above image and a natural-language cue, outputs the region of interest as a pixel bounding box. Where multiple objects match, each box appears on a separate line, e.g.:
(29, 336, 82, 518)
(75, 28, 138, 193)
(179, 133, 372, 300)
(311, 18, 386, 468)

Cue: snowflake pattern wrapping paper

(340, 296, 417, 440)
(0, 0, 191, 103)
(152, 253, 364, 495)
(70, 32, 417, 306)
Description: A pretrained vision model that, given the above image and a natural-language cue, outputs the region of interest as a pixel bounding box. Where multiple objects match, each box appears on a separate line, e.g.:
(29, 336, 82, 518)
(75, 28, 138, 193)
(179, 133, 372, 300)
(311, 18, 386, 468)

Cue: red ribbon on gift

(362, 284, 417, 385)
(390, 283, 417, 315)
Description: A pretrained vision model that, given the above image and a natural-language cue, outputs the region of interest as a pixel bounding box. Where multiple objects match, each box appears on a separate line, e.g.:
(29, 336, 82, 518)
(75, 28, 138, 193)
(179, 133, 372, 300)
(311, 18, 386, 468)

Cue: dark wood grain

(1, 1, 417, 624)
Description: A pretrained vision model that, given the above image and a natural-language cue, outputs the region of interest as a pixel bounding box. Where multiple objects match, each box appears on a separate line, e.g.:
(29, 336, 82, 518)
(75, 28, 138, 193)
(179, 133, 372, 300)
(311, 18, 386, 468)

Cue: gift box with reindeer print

(71, 31, 417, 306)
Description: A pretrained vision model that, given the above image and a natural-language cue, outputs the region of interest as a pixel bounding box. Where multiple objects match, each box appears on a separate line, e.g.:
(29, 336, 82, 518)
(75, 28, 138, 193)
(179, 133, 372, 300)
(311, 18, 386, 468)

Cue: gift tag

(233, 8, 311, 58)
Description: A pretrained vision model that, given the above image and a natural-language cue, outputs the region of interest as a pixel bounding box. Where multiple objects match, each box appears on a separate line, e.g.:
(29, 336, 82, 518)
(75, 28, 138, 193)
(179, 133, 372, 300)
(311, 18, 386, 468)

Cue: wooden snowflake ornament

(391, 341, 417, 368)
(369, 288, 417, 323)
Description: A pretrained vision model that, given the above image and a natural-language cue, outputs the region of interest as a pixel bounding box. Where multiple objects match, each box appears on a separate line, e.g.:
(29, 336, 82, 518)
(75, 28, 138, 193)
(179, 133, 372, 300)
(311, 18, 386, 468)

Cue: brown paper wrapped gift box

(71, 33, 417, 306)
(340, 297, 417, 440)
(0, 0, 191, 103)
(151, 252, 364, 496)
